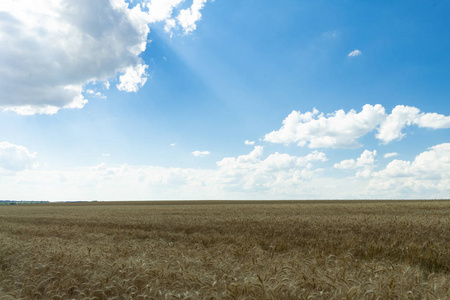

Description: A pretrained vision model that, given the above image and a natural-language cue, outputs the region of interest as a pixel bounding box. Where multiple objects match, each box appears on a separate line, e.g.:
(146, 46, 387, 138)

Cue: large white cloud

(195, 147, 327, 192)
(0, 142, 36, 172)
(0, 0, 210, 115)
(265, 104, 450, 148)
(376, 105, 450, 143)
(265, 104, 386, 148)
(367, 143, 450, 198)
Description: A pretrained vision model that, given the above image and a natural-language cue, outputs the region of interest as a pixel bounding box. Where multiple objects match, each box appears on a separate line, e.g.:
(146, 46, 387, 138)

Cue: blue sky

(0, 0, 449, 200)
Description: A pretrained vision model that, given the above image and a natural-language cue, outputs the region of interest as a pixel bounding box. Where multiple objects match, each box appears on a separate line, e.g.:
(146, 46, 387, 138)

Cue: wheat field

(0, 200, 449, 299)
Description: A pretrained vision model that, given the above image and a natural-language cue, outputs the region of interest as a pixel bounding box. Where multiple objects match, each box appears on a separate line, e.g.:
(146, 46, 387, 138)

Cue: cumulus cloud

(217, 146, 264, 169)
(0, 0, 148, 114)
(334, 150, 377, 178)
(177, 0, 207, 33)
(145, 0, 184, 23)
(384, 152, 399, 158)
(265, 104, 450, 148)
(244, 140, 255, 145)
(376, 105, 450, 143)
(0, 142, 36, 172)
(116, 64, 148, 92)
(215, 146, 327, 191)
(0, 0, 210, 115)
(209, 146, 328, 192)
(265, 104, 386, 148)
(348, 49, 361, 57)
(367, 143, 450, 198)
(356, 150, 377, 167)
(192, 150, 210, 157)
(164, 18, 177, 33)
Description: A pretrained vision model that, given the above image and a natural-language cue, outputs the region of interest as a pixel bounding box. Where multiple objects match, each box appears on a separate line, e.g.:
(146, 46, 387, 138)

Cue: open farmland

(0, 200, 449, 299)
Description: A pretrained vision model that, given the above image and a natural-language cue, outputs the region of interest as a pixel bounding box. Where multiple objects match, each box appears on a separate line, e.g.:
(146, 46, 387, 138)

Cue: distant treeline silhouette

(0, 200, 49, 205)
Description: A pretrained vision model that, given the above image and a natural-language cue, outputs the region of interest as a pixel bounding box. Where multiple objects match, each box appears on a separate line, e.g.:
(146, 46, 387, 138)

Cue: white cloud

(170, 143, 176, 146)
(416, 112, 450, 128)
(217, 146, 264, 169)
(116, 63, 148, 92)
(348, 49, 361, 57)
(265, 104, 386, 148)
(145, 0, 184, 23)
(0, 147, 329, 200)
(0, 142, 36, 172)
(266, 104, 450, 148)
(384, 152, 399, 158)
(376, 105, 450, 143)
(244, 140, 255, 145)
(329, 143, 450, 198)
(0, 0, 210, 115)
(86, 89, 106, 99)
(333, 159, 356, 170)
(0, 0, 149, 114)
(192, 150, 210, 157)
(164, 18, 176, 33)
(216, 146, 327, 191)
(376, 105, 419, 143)
(367, 143, 450, 198)
(177, 0, 207, 33)
(2, 144, 448, 200)
(334, 149, 377, 177)
(102, 153, 110, 157)
(357, 149, 377, 167)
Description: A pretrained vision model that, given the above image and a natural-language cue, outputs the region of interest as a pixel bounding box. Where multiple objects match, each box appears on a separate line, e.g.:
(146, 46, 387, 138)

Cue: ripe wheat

(0, 200, 449, 299)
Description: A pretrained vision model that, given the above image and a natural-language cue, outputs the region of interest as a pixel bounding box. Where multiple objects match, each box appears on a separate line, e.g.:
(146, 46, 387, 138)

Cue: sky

(0, 0, 449, 201)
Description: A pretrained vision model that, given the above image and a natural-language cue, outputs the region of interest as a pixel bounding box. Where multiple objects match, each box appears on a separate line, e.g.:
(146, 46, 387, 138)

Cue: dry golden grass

(0, 200, 449, 299)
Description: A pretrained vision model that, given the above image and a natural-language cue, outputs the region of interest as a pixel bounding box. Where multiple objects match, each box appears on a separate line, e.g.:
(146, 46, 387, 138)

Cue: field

(0, 200, 449, 299)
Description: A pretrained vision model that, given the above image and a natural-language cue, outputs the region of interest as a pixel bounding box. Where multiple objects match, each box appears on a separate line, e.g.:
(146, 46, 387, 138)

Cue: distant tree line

(0, 200, 49, 205)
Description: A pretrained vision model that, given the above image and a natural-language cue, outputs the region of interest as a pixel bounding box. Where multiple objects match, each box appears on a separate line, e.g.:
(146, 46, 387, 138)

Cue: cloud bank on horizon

(0, 0, 209, 115)
(1, 140, 449, 200)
